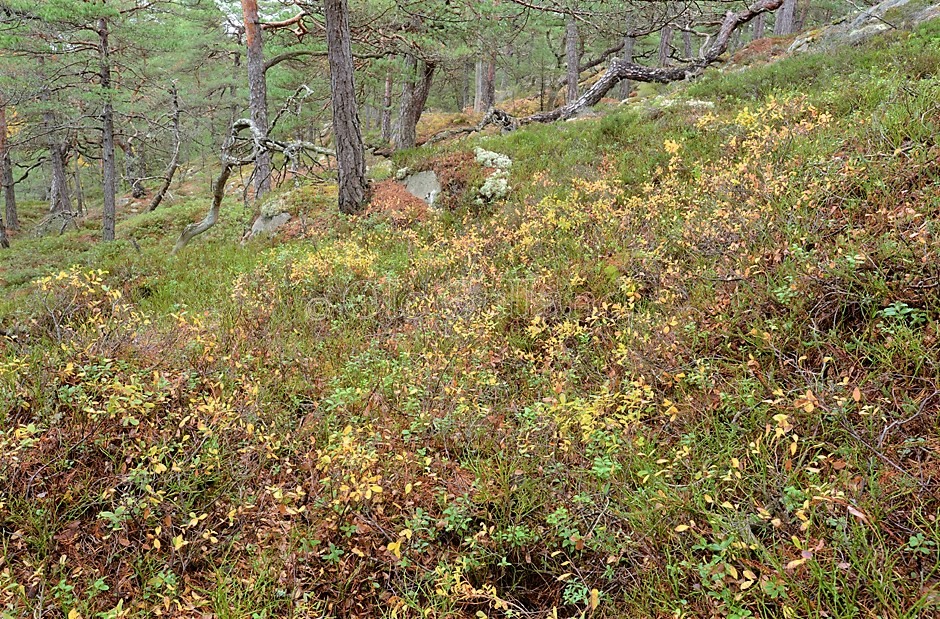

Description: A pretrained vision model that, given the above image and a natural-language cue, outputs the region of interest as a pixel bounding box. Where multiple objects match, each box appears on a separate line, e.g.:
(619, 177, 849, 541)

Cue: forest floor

(2, 21, 940, 619)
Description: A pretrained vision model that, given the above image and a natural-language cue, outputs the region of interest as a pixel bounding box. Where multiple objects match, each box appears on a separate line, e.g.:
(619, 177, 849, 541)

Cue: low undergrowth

(2, 21, 940, 619)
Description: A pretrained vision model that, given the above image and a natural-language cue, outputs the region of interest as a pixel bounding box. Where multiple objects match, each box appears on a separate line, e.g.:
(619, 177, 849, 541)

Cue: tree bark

(619, 37, 637, 98)
(482, 55, 496, 110)
(0, 105, 17, 231)
(683, 29, 693, 58)
(148, 85, 181, 212)
(173, 162, 230, 255)
(753, 13, 766, 39)
(474, 57, 484, 113)
(124, 134, 145, 198)
(774, 0, 797, 35)
(241, 0, 271, 200)
(99, 17, 116, 242)
(381, 66, 393, 142)
(396, 55, 435, 150)
(324, 0, 368, 214)
(72, 155, 85, 214)
(565, 14, 579, 103)
(795, 0, 811, 32)
(659, 24, 674, 66)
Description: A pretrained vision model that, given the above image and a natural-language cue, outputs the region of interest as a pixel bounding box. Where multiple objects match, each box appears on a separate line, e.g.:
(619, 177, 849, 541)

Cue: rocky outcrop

(789, 0, 940, 53)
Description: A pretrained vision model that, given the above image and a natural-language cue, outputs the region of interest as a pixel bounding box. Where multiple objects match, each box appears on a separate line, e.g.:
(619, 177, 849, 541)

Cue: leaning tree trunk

(324, 0, 369, 214)
(148, 86, 181, 212)
(774, 0, 797, 35)
(241, 0, 271, 200)
(0, 105, 17, 231)
(565, 14, 580, 102)
(99, 17, 116, 242)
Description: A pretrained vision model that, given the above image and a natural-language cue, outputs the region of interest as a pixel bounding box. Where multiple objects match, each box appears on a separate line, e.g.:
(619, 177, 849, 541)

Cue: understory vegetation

(2, 22, 940, 619)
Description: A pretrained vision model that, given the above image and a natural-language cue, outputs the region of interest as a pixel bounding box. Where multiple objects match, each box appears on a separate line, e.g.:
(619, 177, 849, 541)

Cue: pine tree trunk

(774, 0, 797, 35)
(683, 29, 693, 58)
(462, 59, 472, 110)
(795, 0, 811, 32)
(565, 14, 579, 103)
(241, 0, 271, 200)
(324, 0, 368, 214)
(99, 17, 116, 242)
(0, 106, 17, 231)
(483, 55, 496, 109)
(73, 156, 85, 214)
(474, 57, 484, 113)
(753, 13, 766, 39)
(396, 55, 435, 150)
(659, 25, 674, 66)
(125, 135, 145, 199)
(381, 67, 393, 141)
(48, 140, 71, 213)
(397, 54, 418, 148)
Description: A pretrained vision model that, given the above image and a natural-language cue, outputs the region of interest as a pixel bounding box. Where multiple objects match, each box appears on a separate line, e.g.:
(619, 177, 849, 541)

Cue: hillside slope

(2, 19, 940, 619)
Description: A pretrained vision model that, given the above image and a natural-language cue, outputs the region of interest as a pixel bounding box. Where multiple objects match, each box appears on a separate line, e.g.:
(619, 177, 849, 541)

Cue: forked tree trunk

(0, 105, 17, 231)
(565, 14, 580, 102)
(241, 0, 271, 200)
(324, 0, 368, 214)
(99, 17, 116, 241)
(396, 55, 436, 150)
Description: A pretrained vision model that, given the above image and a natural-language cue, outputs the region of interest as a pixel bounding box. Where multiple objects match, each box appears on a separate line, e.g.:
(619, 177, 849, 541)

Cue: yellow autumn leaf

(68, 609, 82, 619)
(675, 524, 690, 532)
(785, 558, 806, 570)
(172, 535, 186, 551)
(589, 588, 600, 610)
(387, 540, 401, 558)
